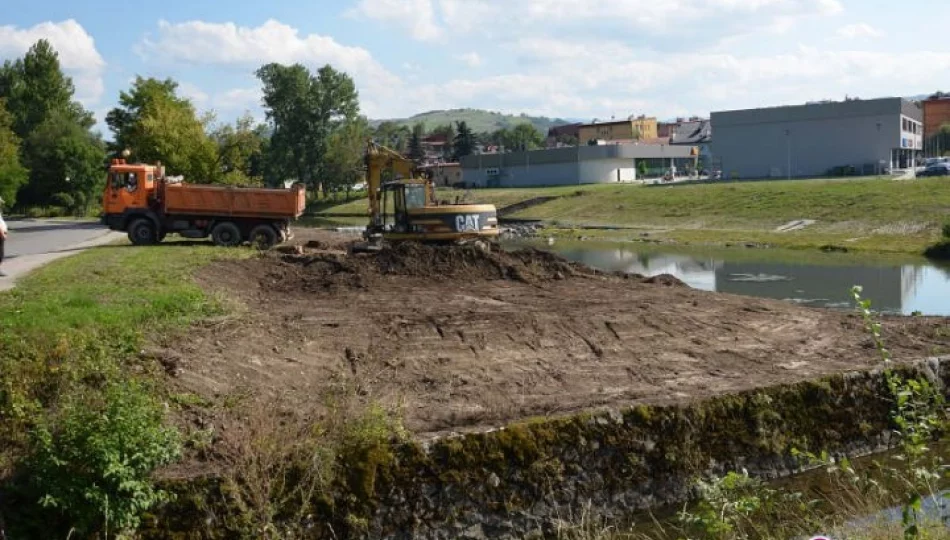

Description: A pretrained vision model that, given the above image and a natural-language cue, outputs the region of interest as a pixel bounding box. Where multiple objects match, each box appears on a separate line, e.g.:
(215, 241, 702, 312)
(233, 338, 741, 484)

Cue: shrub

(28, 380, 181, 534)
(942, 221, 950, 240)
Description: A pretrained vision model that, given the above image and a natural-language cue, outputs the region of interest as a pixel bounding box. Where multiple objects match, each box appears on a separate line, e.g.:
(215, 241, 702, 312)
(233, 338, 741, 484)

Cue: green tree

(0, 41, 100, 209)
(20, 112, 105, 213)
(0, 99, 28, 206)
(503, 123, 544, 151)
(257, 63, 359, 193)
(408, 121, 425, 163)
(106, 77, 218, 181)
(373, 121, 411, 153)
(0, 39, 93, 139)
(555, 133, 578, 146)
(453, 120, 475, 160)
(211, 113, 266, 186)
(324, 117, 370, 198)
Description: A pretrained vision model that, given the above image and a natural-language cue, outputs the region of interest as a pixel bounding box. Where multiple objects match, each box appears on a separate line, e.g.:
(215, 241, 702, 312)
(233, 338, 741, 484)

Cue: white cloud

(455, 52, 482, 68)
(177, 81, 209, 107)
(395, 38, 950, 121)
(348, 0, 442, 41)
(356, 0, 842, 44)
(837, 23, 883, 39)
(215, 87, 261, 112)
(0, 20, 106, 105)
(139, 19, 402, 117)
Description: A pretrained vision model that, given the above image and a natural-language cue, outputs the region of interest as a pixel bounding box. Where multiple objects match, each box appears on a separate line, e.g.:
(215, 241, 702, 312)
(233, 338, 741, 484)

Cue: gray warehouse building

(459, 144, 696, 188)
(711, 98, 923, 179)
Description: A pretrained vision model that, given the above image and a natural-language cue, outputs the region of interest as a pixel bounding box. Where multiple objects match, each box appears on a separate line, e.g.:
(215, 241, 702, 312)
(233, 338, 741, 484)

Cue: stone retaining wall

(152, 358, 949, 539)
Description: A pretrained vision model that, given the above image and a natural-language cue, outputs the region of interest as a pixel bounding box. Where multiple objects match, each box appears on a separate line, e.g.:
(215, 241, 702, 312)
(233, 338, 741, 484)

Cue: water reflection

(542, 243, 950, 316)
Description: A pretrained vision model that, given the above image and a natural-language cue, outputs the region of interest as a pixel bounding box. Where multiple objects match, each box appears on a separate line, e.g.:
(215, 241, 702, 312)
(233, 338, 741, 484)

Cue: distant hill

(371, 108, 574, 134)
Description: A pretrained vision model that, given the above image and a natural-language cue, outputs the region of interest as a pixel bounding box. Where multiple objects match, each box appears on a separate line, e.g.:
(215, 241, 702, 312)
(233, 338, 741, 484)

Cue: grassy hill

(371, 108, 573, 134)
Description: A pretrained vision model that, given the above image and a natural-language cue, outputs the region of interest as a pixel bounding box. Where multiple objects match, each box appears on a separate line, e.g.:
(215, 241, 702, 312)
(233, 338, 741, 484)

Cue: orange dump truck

(101, 159, 306, 247)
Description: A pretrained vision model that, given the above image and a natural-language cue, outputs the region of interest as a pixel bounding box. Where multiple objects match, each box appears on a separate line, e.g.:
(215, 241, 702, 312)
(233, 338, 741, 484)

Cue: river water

(514, 240, 950, 316)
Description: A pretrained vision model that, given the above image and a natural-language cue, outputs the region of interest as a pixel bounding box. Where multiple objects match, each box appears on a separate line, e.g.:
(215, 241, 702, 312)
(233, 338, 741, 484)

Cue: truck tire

(128, 218, 158, 245)
(211, 222, 242, 247)
(248, 224, 278, 250)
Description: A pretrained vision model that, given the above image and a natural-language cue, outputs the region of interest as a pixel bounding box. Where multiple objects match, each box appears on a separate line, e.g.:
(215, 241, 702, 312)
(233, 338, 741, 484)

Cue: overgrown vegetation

(0, 243, 250, 536)
(211, 387, 406, 539)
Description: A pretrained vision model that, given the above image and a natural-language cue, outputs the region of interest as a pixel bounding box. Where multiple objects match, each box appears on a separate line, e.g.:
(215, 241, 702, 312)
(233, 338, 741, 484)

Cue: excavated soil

(158, 229, 950, 436)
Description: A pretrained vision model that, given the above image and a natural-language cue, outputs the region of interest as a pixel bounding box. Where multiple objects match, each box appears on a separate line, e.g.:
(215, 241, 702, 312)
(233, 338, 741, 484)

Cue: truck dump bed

(163, 183, 306, 219)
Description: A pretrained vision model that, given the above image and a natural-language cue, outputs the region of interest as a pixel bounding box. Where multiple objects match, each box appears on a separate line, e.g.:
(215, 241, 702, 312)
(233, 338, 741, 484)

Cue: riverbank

(313, 176, 950, 255)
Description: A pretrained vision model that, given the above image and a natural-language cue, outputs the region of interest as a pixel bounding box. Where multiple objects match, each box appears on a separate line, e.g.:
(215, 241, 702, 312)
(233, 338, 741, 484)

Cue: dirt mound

(266, 242, 601, 293)
(374, 243, 590, 282)
(641, 273, 686, 287)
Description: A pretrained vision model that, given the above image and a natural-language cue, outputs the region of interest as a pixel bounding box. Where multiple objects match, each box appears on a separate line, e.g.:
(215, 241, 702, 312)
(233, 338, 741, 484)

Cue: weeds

(213, 386, 406, 538)
(28, 382, 181, 535)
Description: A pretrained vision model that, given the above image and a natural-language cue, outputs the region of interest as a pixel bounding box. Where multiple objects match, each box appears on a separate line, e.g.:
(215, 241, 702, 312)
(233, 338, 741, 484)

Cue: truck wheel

(248, 225, 279, 250)
(128, 219, 158, 245)
(211, 222, 242, 247)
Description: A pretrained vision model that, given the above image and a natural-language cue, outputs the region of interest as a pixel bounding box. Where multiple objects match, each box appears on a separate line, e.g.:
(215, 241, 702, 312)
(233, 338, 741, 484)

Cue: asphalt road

(1, 219, 123, 291)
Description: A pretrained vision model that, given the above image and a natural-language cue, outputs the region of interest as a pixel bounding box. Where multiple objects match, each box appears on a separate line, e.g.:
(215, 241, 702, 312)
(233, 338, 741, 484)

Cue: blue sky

(1, 0, 949, 137)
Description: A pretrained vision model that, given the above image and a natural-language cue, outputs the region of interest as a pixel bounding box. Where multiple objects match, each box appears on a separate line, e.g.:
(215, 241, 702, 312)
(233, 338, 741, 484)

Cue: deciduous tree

(0, 99, 27, 206)
(257, 63, 359, 192)
(106, 77, 218, 181)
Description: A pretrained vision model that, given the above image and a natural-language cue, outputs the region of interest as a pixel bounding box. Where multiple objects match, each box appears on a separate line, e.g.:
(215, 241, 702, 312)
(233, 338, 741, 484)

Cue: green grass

(314, 177, 950, 254)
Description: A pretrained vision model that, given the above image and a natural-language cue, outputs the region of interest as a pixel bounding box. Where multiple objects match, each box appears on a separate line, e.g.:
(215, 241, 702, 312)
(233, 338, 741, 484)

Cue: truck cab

(101, 160, 161, 230)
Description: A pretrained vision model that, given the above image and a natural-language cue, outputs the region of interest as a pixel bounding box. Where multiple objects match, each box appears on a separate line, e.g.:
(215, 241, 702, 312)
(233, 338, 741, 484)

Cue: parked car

(919, 162, 950, 177)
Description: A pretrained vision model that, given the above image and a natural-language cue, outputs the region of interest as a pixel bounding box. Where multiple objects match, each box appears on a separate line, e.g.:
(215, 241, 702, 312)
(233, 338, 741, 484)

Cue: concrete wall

(712, 98, 922, 179)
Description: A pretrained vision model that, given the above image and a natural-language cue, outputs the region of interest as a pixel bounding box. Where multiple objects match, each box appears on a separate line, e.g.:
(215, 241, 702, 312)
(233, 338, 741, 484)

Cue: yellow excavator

(362, 141, 499, 246)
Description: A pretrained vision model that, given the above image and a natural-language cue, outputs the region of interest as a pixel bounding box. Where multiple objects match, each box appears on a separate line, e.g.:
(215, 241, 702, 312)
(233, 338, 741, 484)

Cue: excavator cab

(379, 181, 427, 233)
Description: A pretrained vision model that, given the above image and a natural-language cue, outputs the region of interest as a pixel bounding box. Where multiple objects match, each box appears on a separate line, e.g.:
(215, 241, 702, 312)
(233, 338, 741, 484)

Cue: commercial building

(577, 116, 658, 144)
(711, 98, 923, 179)
(459, 143, 695, 188)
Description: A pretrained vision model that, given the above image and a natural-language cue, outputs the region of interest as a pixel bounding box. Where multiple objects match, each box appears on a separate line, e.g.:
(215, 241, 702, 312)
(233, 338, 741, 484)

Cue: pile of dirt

(266, 242, 607, 293)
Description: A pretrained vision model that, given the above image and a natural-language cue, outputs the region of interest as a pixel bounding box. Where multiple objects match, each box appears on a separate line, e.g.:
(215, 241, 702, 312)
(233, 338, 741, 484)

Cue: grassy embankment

(0, 242, 252, 536)
(314, 176, 950, 254)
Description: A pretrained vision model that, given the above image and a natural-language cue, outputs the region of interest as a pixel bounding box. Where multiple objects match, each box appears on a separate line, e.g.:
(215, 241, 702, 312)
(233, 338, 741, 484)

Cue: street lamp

(785, 129, 791, 180)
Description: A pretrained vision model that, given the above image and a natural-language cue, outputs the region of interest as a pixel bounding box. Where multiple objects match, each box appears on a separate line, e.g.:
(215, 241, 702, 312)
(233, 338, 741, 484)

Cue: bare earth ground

(155, 230, 950, 437)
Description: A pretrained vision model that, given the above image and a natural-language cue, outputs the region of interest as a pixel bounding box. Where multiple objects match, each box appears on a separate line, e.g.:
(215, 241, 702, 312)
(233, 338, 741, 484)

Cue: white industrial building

(711, 97, 923, 179)
(459, 144, 696, 188)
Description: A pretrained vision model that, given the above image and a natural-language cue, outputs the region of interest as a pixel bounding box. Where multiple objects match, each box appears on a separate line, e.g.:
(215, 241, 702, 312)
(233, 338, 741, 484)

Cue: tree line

(377, 118, 551, 163)
(0, 39, 558, 215)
